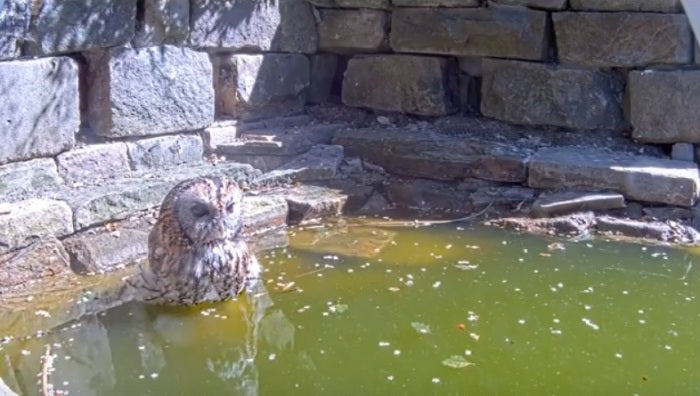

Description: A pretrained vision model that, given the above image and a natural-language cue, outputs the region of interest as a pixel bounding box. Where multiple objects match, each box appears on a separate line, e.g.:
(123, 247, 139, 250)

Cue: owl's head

(165, 176, 245, 245)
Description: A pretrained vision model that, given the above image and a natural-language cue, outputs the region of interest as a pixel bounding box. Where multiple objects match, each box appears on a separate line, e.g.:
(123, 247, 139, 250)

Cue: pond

(1, 220, 699, 395)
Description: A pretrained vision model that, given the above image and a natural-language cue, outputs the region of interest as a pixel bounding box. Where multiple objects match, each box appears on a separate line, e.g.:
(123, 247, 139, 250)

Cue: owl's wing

(147, 223, 168, 274)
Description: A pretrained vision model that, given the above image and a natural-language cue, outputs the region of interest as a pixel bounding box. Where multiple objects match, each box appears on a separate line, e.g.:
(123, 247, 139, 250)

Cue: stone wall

(0, 0, 699, 291)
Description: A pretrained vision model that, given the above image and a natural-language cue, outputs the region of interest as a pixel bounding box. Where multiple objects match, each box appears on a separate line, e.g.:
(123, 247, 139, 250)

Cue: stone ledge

(334, 128, 531, 183)
(0, 199, 74, 252)
(528, 146, 700, 207)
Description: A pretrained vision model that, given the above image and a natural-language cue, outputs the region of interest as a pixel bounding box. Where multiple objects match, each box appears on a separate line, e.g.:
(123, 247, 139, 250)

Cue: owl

(128, 176, 262, 305)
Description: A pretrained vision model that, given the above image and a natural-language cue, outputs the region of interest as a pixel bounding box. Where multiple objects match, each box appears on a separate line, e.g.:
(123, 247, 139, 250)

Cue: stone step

(333, 127, 532, 183)
(528, 147, 700, 207)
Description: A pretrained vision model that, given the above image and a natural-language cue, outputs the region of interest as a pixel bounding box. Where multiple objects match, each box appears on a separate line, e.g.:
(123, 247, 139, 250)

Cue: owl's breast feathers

(128, 211, 260, 305)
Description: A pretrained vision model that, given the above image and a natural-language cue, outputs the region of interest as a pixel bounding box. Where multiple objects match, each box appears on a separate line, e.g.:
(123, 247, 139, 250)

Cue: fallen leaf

(441, 355, 475, 369)
(329, 304, 348, 314)
(411, 322, 431, 334)
(455, 323, 466, 331)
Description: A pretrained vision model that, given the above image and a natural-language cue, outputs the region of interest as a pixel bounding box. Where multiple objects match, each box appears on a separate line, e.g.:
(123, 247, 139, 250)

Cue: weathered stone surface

(355, 191, 389, 215)
(394, 0, 480, 6)
(0, 377, 19, 396)
(0, 199, 73, 252)
(481, 59, 624, 130)
(318, 9, 388, 52)
(528, 147, 700, 207)
(203, 116, 314, 151)
(390, 6, 548, 60)
(532, 191, 626, 217)
(56, 143, 130, 181)
(0, 159, 61, 198)
(284, 185, 348, 224)
(86, 45, 214, 138)
(629, 70, 700, 143)
(215, 124, 344, 157)
(0, 237, 71, 291)
(63, 228, 148, 274)
(0, 57, 78, 164)
(595, 216, 699, 243)
(334, 128, 531, 183)
(470, 186, 536, 209)
(342, 55, 457, 116)
(68, 162, 260, 230)
(0, 0, 29, 60)
(127, 134, 203, 170)
(268, 145, 344, 181)
(336, 0, 390, 7)
(26, 0, 136, 55)
(309, 54, 338, 104)
(385, 179, 471, 211)
(189, 0, 317, 53)
(553, 12, 692, 67)
(642, 206, 692, 221)
(458, 57, 482, 77)
(241, 195, 289, 236)
(133, 0, 189, 46)
(672, 143, 695, 162)
(490, 212, 596, 236)
(488, 0, 567, 9)
(570, 0, 681, 12)
(216, 54, 309, 121)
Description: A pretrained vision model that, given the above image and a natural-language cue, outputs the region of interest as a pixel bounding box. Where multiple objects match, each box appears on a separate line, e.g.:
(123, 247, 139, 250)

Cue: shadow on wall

(189, 0, 317, 122)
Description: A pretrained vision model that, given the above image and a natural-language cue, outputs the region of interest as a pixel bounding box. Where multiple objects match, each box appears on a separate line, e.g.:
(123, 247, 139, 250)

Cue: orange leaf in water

(455, 323, 466, 331)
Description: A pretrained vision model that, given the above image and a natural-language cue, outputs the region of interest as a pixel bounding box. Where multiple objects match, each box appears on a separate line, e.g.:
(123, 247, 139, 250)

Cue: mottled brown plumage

(128, 176, 261, 305)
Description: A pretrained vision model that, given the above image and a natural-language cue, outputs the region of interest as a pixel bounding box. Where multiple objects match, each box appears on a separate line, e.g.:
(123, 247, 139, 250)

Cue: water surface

(1, 222, 698, 395)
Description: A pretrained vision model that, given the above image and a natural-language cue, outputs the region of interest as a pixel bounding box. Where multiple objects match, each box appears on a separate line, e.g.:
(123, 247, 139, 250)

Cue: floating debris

(411, 322, 431, 334)
(581, 318, 600, 331)
(442, 355, 475, 369)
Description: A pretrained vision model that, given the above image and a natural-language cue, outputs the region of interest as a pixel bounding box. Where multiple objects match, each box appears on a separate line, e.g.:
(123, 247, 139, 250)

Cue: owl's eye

(190, 203, 210, 218)
(226, 202, 235, 212)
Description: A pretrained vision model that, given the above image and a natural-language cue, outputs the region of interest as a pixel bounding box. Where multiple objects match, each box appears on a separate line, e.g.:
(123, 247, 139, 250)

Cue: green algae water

(2, 222, 700, 395)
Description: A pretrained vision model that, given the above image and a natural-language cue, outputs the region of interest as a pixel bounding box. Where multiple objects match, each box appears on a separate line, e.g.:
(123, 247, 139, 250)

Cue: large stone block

(390, 6, 548, 60)
(342, 55, 457, 116)
(0, 0, 29, 60)
(394, 0, 480, 6)
(25, 0, 136, 55)
(570, 0, 682, 12)
(0, 199, 74, 251)
(0, 159, 61, 199)
(553, 12, 692, 67)
(127, 134, 204, 169)
(309, 54, 339, 104)
(488, 0, 567, 9)
(528, 147, 700, 207)
(481, 59, 624, 130)
(63, 228, 148, 274)
(0, 57, 78, 164)
(189, 0, 317, 53)
(86, 45, 214, 138)
(0, 236, 71, 291)
(318, 9, 389, 53)
(629, 70, 700, 143)
(215, 54, 309, 121)
(133, 0, 189, 46)
(56, 143, 130, 181)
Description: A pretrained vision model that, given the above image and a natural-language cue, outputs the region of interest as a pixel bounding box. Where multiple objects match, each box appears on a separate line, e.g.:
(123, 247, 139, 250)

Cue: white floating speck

(584, 305, 592, 311)
(614, 353, 623, 359)
(393, 349, 401, 356)
(387, 375, 394, 381)
(622, 290, 629, 295)
(379, 341, 390, 347)
(581, 318, 600, 331)
(550, 329, 562, 335)
(432, 377, 441, 384)
(150, 373, 159, 379)
(432, 281, 441, 288)
(138, 375, 145, 379)
(465, 349, 472, 356)
(269, 353, 277, 361)
(518, 319, 526, 325)
(664, 345, 672, 351)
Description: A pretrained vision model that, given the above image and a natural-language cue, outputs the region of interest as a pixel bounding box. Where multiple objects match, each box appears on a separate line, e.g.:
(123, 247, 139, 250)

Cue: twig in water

(361, 201, 494, 228)
(40, 344, 54, 396)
